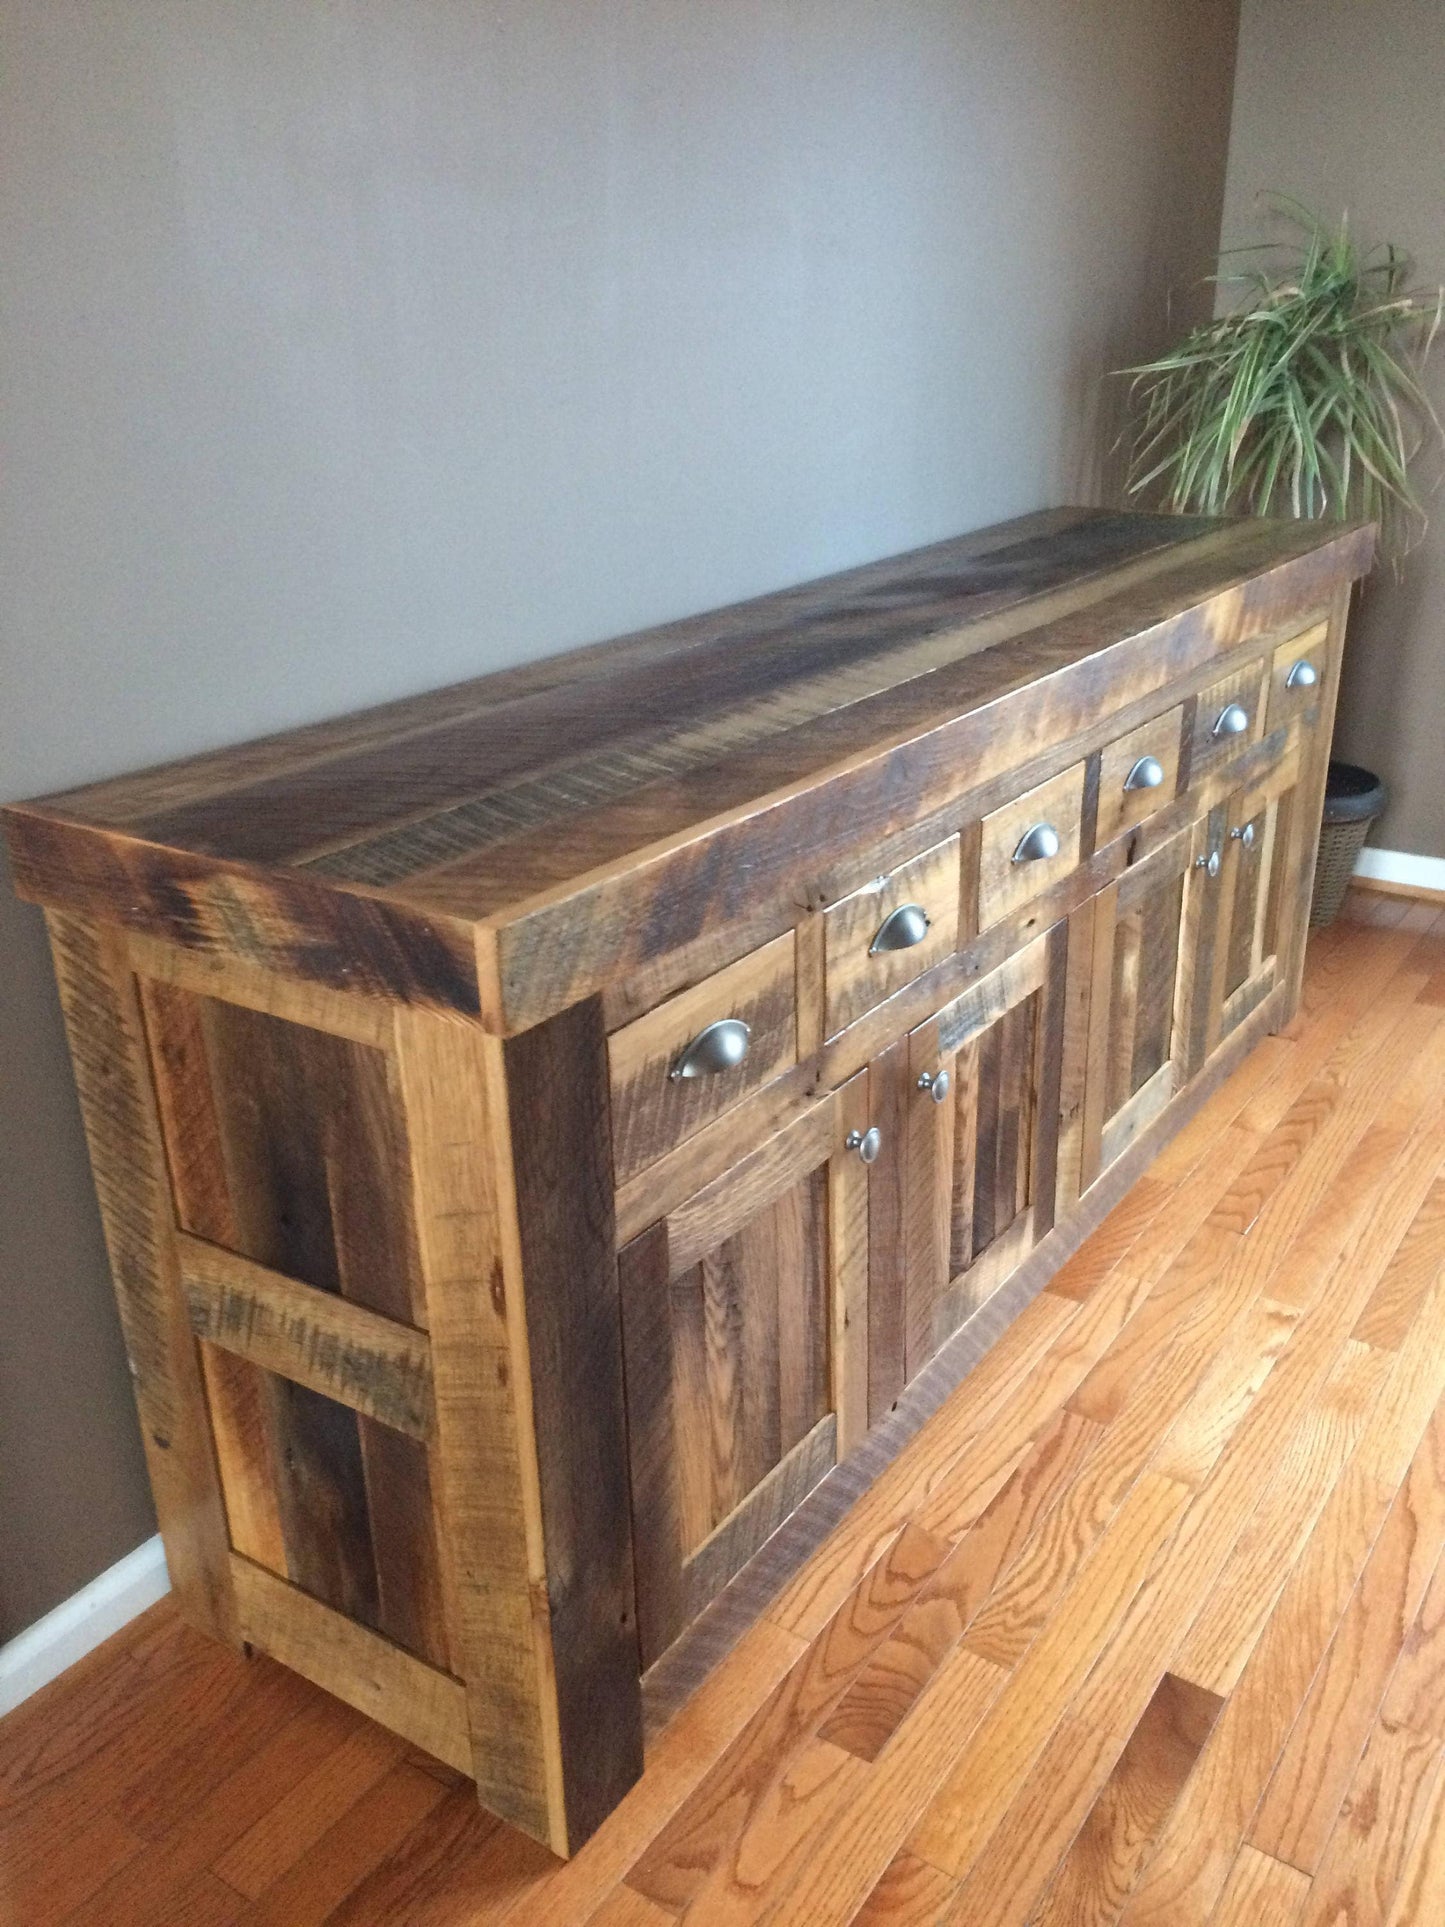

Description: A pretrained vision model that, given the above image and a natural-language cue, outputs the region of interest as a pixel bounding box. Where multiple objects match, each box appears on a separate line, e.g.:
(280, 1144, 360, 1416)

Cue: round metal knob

(1124, 755, 1165, 793)
(917, 1069, 951, 1105)
(1212, 701, 1250, 738)
(669, 1018, 751, 1081)
(846, 1126, 883, 1164)
(1286, 657, 1319, 689)
(1012, 822, 1061, 864)
(1195, 848, 1222, 879)
(1231, 822, 1257, 850)
(870, 902, 931, 955)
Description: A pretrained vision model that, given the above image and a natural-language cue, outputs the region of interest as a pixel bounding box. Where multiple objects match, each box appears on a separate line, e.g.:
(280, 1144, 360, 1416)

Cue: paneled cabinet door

(901, 924, 1070, 1389)
(1183, 741, 1303, 1070)
(616, 1073, 869, 1670)
(1078, 824, 1195, 1193)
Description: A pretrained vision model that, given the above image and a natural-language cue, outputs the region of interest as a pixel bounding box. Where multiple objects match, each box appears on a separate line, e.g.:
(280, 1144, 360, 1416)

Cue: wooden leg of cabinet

(45, 911, 240, 1650)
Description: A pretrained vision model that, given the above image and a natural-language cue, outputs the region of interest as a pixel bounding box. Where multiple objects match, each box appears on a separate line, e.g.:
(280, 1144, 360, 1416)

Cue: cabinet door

(1078, 824, 1194, 1192)
(616, 1074, 869, 1669)
(1185, 742, 1304, 1067)
(902, 924, 1070, 1386)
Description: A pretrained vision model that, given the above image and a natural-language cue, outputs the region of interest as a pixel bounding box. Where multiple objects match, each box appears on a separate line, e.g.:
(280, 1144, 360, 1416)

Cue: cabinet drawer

(609, 932, 798, 1183)
(1189, 658, 1268, 778)
(1096, 705, 1184, 847)
(1267, 621, 1329, 731)
(822, 834, 960, 1036)
(977, 762, 1086, 931)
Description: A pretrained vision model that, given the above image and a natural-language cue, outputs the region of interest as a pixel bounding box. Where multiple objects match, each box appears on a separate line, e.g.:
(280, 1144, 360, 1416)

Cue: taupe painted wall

(1222, 0, 1445, 857)
(0, 0, 1239, 1640)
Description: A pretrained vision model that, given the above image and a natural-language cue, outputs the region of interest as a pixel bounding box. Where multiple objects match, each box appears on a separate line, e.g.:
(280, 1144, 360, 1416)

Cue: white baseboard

(1353, 846, 1445, 895)
(0, 1536, 171, 1717)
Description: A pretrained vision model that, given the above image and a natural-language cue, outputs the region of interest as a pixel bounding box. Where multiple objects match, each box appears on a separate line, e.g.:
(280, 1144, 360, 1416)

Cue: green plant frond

(1112, 200, 1444, 563)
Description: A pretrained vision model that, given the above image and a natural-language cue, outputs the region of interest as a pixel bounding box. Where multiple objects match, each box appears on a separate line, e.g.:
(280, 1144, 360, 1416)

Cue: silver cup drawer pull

(1124, 754, 1165, 793)
(917, 1069, 951, 1104)
(870, 902, 932, 955)
(1012, 821, 1061, 864)
(1286, 657, 1319, 689)
(846, 1126, 883, 1164)
(1212, 701, 1250, 738)
(670, 1018, 751, 1081)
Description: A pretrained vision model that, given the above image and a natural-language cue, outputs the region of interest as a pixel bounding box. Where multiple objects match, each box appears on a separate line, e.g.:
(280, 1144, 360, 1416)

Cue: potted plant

(1115, 199, 1443, 922)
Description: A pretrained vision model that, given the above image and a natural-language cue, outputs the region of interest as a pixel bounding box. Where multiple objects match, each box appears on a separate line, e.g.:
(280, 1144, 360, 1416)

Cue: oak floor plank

(1028, 1675, 1223, 1927)
(850, 1850, 958, 1925)
(907, 1472, 1192, 1877)
(211, 1718, 407, 1898)
(319, 1789, 558, 1926)
(1250, 1403, 1445, 1872)
(1382, 1547, 1445, 1743)
(232, 1760, 449, 1925)
(1293, 1720, 1445, 1927)
(61, 1690, 358, 1926)
(748, 1644, 1007, 1927)
(819, 1407, 1104, 1760)
(626, 1522, 949, 1913)
(1207, 1845, 1310, 1925)
(1383, 1748, 1445, 1925)
(1118, 1351, 1445, 1924)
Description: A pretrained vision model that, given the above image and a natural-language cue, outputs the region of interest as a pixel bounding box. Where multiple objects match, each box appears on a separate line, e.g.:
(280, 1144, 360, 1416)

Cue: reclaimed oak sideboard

(3, 508, 1373, 1855)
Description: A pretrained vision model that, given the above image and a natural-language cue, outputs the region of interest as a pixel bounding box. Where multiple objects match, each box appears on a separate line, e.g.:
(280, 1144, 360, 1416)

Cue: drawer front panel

(609, 932, 797, 1183)
(1096, 706, 1184, 848)
(1190, 657, 1268, 779)
(1267, 621, 1330, 732)
(823, 834, 960, 1036)
(977, 762, 1086, 931)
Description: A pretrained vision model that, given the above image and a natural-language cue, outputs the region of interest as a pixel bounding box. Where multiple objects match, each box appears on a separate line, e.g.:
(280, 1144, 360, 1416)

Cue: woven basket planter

(1310, 761, 1388, 927)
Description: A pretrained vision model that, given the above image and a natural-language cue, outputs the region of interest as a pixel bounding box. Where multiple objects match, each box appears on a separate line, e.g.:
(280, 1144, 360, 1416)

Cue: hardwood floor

(6, 886, 1445, 1925)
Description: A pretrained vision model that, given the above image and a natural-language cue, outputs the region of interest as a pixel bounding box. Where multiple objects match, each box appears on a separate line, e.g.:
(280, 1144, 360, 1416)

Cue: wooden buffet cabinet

(4, 508, 1373, 1856)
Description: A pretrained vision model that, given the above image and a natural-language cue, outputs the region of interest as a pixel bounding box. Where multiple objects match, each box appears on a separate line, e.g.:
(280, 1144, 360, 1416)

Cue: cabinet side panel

(503, 996, 645, 1851)
(43, 911, 237, 1645)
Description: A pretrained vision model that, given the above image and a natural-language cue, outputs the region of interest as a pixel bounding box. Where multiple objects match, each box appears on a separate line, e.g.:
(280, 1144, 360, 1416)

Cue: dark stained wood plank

(618, 1223, 687, 1670)
(1031, 921, 1070, 1242)
(502, 996, 644, 1848)
(7, 816, 482, 1014)
(868, 1036, 911, 1425)
(178, 1238, 435, 1441)
(971, 1017, 1004, 1258)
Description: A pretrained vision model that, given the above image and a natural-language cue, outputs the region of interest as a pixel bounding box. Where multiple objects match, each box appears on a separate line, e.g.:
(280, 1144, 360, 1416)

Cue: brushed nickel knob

(1195, 848, 1222, 878)
(670, 1018, 751, 1081)
(1012, 822, 1061, 864)
(870, 902, 931, 955)
(846, 1126, 883, 1164)
(1212, 701, 1250, 738)
(917, 1069, 951, 1104)
(1286, 658, 1318, 689)
(1124, 755, 1165, 793)
(1231, 822, 1257, 850)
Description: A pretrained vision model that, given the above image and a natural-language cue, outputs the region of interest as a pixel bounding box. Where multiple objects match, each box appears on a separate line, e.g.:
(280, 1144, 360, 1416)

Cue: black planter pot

(1310, 761, 1388, 926)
